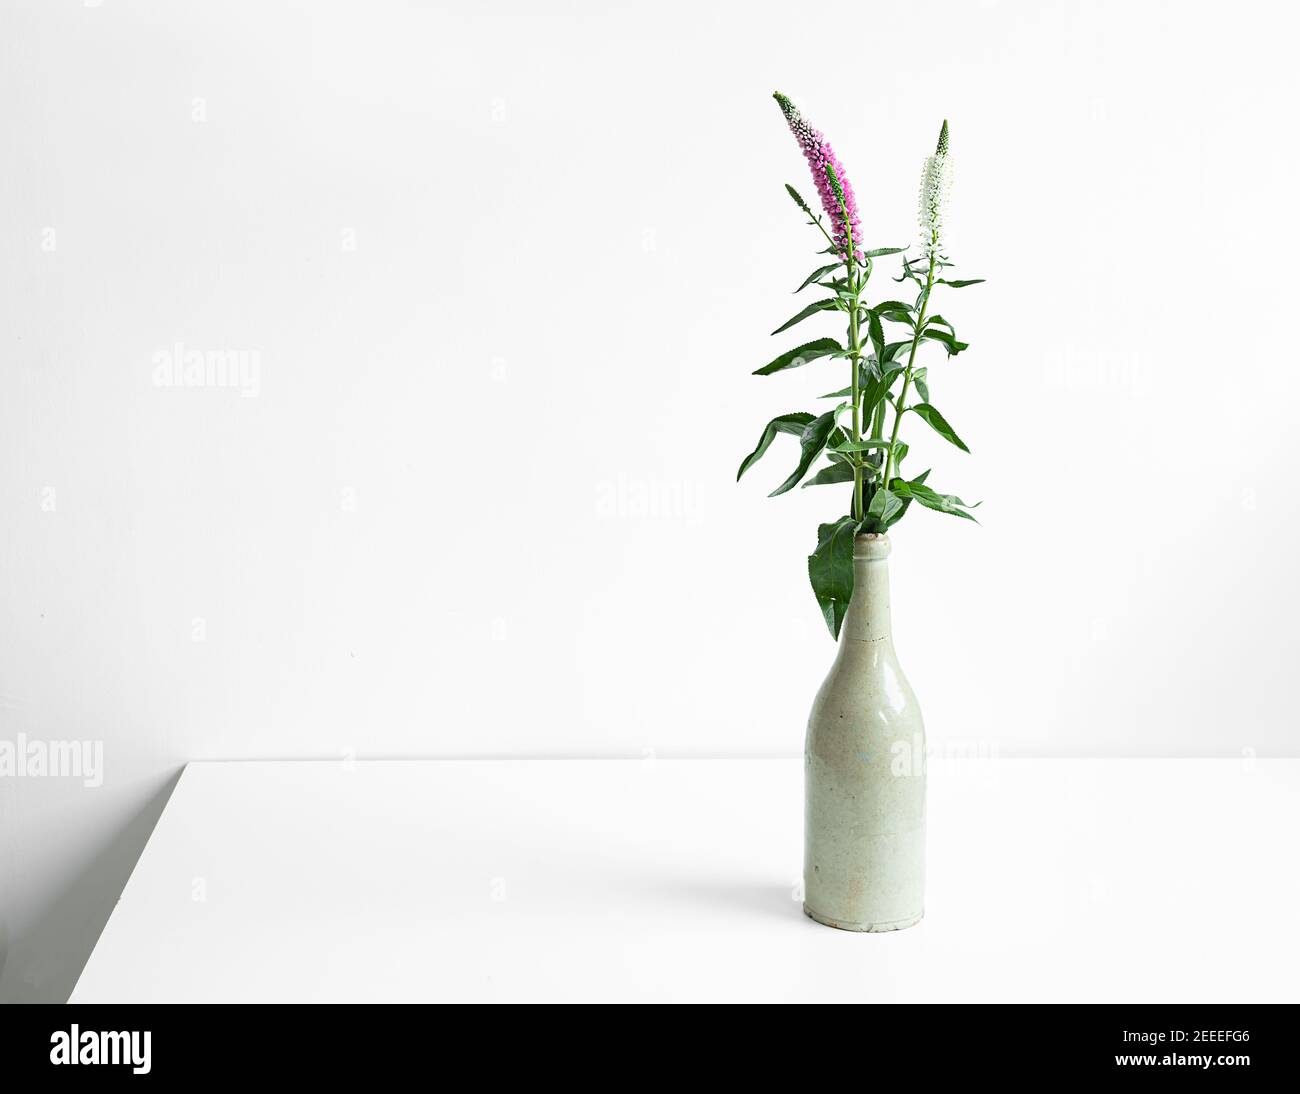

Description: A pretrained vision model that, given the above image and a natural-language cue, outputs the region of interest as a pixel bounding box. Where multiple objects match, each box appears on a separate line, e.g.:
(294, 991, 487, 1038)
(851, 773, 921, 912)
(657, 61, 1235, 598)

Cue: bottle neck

(840, 535, 892, 642)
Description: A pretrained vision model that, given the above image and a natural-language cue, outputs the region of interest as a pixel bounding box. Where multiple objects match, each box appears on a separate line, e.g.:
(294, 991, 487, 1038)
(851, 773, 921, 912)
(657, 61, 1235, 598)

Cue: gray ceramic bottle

(803, 533, 926, 931)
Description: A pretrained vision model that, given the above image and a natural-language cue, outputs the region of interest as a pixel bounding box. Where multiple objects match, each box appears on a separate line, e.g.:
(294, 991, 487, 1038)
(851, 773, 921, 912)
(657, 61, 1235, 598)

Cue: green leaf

(867, 309, 886, 363)
(920, 329, 969, 356)
(795, 264, 841, 293)
(801, 461, 856, 488)
(893, 480, 979, 521)
(924, 315, 955, 334)
(808, 516, 858, 639)
(769, 411, 838, 496)
(771, 299, 838, 335)
(736, 412, 815, 481)
(883, 340, 911, 364)
(913, 367, 929, 403)
(753, 338, 842, 376)
(823, 424, 851, 464)
(893, 441, 909, 466)
(867, 486, 904, 526)
(864, 246, 907, 257)
(937, 278, 985, 288)
(859, 369, 897, 419)
(832, 399, 856, 421)
(831, 437, 893, 453)
(884, 467, 926, 527)
(910, 403, 970, 453)
(873, 300, 915, 323)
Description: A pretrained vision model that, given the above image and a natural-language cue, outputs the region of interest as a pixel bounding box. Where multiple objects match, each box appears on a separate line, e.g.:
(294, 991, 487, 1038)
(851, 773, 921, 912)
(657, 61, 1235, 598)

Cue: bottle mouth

(853, 532, 892, 560)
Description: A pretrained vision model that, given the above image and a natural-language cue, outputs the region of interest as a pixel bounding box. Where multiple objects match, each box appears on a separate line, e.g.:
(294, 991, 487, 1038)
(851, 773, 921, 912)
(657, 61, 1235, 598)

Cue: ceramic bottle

(803, 533, 926, 931)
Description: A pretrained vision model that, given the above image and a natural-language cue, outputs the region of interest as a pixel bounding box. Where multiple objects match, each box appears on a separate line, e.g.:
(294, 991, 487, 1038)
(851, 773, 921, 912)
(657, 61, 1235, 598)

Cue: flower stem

(808, 215, 838, 253)
(884, 243, 937, 487)
(841, 216, 864, 523)
(848, 285, 863, 522)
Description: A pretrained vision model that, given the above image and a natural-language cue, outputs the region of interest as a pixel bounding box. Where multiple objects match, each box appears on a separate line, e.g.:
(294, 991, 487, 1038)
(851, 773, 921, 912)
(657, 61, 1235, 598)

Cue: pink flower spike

(773, 92, 864, 262)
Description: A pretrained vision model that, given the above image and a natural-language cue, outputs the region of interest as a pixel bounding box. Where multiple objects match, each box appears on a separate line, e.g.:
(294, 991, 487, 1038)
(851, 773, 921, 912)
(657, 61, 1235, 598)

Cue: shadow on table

(0, 770, 183, 1004)
(661, 879, 806, 924)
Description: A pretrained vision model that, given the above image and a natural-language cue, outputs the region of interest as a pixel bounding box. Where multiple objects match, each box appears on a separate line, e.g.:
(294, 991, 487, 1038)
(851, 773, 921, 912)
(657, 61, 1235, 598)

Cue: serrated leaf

(769, 411, 838, 496)
(920, 329, 969, 356)
(808, 515, 858, 639)
(863, 246, 907, 257)
(883, 340, 911, 364)
(753, 338, 842, 376)
(913, 367, 929, 403)
(736, 412, 815, 481)
(893, 480, 979, 521)
(859, 369, 898, 419)
(823, 423, 851, 463)
(795, 264, 841, 293)
(867, 309, 885, 363)
(910, 403, 970, 453)
(884, 467, 926, 527)
(831, 437, 893, 453)
(771, 298, 838, 335)
(873, 300, 915, 322)
(937, 278, 985, 287)
(801, 461, 856, 488)
(869, 486, 904, 523)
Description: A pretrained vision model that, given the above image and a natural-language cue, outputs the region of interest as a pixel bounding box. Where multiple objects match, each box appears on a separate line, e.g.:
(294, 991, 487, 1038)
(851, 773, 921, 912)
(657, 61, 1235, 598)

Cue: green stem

(840, 216, 865, 523)
(884, 242, 937, 487)
(848, 293, 863, 522)
(808, 213, 839, 253)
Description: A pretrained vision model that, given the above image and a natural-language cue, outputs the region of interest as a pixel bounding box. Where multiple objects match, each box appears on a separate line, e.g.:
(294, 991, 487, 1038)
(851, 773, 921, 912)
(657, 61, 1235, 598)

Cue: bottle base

(803, 904, 924, 933)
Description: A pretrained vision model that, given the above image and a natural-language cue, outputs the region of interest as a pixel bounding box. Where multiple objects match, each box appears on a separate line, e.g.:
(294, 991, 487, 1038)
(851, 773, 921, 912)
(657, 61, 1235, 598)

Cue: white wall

(2, 0, 1298, 1001)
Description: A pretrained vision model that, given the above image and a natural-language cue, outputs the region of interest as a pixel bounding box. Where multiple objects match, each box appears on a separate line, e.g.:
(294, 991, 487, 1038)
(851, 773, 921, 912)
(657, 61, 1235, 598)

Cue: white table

(71, 758, 1300, 1003)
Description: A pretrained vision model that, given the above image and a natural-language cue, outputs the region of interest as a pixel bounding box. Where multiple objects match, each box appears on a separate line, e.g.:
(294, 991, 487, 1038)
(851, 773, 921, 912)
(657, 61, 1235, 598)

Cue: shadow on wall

(0, 771, 182, 1003)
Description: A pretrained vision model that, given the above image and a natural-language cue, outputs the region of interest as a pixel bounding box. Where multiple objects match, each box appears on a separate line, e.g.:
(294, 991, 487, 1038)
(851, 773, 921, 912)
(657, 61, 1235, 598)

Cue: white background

(1, 0, 1297, 1001)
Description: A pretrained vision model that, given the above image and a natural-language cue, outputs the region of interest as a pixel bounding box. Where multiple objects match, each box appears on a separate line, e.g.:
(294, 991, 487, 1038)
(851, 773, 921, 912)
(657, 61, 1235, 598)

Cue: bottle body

(803, 534, 926, 931)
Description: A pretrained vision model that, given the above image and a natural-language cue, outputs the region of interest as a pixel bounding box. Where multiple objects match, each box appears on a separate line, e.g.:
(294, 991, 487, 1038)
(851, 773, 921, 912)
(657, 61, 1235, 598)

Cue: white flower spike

(918, 120, 951, 262)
